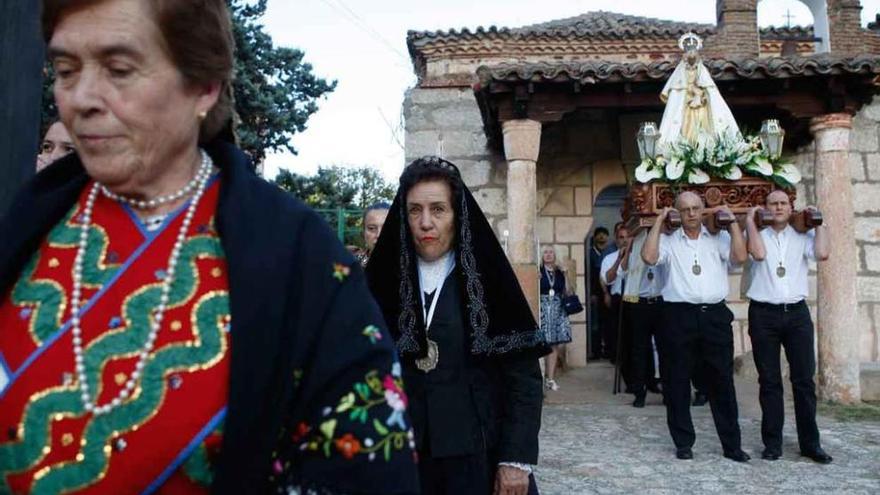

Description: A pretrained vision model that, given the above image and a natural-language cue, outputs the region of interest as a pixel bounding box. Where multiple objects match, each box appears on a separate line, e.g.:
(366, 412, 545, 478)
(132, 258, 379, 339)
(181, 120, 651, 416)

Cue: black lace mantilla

(369, 156, 544, 358)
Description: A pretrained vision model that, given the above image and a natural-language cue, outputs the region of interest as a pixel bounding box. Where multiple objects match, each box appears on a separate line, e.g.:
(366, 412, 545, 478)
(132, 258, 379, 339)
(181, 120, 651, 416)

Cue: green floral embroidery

(332, 263, 351, 282)
(362, 325, 382, 344)
(293, 366, 413, 462)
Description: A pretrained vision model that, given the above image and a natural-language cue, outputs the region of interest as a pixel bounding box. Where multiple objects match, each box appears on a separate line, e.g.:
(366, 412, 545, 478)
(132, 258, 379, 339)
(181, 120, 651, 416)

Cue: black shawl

(0, 142, 418, 494)
(366, 157, 546, 359)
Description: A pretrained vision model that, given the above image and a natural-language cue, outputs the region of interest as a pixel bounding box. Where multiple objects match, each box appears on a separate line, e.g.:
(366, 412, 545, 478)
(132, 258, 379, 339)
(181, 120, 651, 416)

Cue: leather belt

(751, 299, 806, 313)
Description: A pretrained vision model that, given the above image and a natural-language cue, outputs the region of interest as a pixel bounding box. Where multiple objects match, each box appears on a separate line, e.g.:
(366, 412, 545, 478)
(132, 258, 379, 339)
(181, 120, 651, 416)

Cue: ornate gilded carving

(623, 178, 796, 233)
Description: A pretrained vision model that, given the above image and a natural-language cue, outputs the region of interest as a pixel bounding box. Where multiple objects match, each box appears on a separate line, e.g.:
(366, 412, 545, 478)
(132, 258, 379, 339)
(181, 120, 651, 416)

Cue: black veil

(365, 156, 546, 359)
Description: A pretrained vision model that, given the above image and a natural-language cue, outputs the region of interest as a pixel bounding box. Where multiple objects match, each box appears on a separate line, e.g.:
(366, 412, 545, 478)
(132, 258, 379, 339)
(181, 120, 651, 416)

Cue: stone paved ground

(535, 362, 880, 494)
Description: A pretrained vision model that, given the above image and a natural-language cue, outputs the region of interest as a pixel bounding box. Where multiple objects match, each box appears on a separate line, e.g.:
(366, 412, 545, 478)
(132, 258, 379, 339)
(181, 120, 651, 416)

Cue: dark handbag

(562, 294, 584, 315)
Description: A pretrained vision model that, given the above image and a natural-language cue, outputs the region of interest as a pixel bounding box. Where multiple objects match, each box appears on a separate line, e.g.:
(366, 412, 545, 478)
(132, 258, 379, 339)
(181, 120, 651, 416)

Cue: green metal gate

(315, 208, 365, 246)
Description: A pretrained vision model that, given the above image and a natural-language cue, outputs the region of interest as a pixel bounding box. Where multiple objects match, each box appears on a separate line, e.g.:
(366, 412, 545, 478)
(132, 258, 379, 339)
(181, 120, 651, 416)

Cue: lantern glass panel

(637, 122, 659, 160)
(760, 119, 785, 159)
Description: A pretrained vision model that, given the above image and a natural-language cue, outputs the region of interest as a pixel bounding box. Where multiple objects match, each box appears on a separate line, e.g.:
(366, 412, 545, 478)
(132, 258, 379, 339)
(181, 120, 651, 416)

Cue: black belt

(665, 301, 726, 312)
(750, 299, 806, 313)
(638, 296, 663, 304)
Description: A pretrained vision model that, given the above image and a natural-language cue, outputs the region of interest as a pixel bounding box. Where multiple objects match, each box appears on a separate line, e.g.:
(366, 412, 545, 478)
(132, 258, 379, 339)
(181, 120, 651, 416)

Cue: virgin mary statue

(658, 33, 740, 149)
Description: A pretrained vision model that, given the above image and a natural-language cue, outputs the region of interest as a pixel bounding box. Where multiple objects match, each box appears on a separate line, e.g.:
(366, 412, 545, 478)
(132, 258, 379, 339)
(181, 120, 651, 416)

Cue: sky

(261, 0, 880, 181)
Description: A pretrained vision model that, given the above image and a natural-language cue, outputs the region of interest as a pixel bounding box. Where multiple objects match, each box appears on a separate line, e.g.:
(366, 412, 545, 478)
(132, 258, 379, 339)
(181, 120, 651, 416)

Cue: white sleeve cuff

(497, 462, 533, 474)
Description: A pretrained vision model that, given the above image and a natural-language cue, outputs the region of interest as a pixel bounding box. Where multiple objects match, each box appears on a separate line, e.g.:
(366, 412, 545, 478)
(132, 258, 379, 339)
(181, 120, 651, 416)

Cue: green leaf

(336, 392, 355, 413)
(373, 418, 389, 436)
(354, 383, 371, 401)
(319, 419, 337, 439)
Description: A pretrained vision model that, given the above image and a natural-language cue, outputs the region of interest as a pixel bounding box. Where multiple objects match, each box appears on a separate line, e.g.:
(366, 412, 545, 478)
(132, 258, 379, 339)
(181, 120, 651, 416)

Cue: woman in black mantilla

(366, 156, 547, 495)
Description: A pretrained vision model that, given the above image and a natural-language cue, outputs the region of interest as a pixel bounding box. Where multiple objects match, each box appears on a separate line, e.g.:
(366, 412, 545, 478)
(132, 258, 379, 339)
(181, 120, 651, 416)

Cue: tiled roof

(476, 54, 880, 85)
(514, 11, 714, 38)
(408, 11, 816, 45)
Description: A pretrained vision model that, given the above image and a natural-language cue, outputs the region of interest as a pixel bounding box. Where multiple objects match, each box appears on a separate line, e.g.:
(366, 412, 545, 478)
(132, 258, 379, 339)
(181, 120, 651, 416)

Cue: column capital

(810, 113, 853, 133)
(810, 113, 852, 153)
(502, 119, 542, 162)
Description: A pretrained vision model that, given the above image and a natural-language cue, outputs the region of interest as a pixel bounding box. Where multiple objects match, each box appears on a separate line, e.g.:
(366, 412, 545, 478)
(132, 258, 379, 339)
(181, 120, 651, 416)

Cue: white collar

(678, 225, 709, 240)
(417, 251, 454, 294)
(768, 224, 792, 239)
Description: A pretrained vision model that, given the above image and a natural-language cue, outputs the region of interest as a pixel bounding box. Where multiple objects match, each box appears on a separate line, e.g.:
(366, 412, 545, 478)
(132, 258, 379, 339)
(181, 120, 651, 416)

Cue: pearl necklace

(100, 155, 211, 209)
(71, 149, 212, 416)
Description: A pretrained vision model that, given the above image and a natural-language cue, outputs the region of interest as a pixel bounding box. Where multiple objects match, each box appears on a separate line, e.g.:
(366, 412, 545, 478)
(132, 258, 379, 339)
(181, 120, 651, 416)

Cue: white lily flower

(635, 160, 663, 183)
(688, 168, 710, 184)
(747, 157, 774, 176)
(775, 163, 802, 184)
(665, 158, 685, 181)
(722, 165, 742, 180)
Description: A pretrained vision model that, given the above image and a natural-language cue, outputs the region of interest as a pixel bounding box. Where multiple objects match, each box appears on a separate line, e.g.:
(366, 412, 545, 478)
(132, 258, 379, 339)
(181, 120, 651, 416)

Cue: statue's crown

(678, 32, 703, 52)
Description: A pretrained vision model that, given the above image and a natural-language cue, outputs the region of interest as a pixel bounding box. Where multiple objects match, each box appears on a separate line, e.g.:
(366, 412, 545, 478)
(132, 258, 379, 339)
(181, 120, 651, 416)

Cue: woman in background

(539, 245, 572, 391)
(35, 120, 75, 171)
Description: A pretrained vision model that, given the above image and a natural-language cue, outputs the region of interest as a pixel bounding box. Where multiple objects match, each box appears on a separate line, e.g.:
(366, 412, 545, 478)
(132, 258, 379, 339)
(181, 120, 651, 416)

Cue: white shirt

(637, 262, 668, 298)
(600, 249, 625, 296)
(653, 227, 732, 304)
(746, 226, 816, 304)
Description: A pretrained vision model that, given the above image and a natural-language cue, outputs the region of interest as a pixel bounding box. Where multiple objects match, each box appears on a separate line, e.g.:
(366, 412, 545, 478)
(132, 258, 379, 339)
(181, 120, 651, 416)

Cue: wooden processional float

(621, 32, 822, 237)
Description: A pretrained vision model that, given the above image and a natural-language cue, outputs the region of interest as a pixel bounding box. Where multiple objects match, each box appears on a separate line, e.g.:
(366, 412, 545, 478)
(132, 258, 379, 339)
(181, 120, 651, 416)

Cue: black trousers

(419, 452, 539, 495)
(660, 302, 742, 453)
(628, 299, 662, 395)
(748, 300, 820, 453)
(599, 298, 615, 359)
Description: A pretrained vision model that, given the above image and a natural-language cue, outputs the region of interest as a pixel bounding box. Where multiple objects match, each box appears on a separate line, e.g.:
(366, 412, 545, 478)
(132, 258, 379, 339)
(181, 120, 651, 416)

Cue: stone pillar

(502, 119, 542, 319)
(811, 113, 861, 404)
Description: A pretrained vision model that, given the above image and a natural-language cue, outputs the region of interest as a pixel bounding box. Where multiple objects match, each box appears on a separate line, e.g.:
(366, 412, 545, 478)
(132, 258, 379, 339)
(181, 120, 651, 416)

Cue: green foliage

(40, 0, 335, 164)
(275, 165, 396, 246)
(40, 66, 58, 132)
(274, 165, 396, 211)
(229, 0, 336, 163)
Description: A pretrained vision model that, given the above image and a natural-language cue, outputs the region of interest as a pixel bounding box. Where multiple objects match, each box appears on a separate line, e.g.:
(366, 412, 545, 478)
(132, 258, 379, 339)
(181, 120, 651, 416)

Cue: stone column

(811, 113, 861, 404)
(502, 119, 542, 319)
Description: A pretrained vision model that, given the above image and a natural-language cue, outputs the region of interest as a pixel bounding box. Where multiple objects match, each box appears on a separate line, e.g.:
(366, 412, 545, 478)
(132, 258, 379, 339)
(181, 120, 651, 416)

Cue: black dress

(366, 157, 546, 495)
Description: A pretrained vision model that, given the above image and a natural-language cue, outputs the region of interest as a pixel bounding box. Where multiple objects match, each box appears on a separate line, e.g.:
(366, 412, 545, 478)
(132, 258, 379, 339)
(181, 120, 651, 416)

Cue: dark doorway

(584, 185, 627, 361)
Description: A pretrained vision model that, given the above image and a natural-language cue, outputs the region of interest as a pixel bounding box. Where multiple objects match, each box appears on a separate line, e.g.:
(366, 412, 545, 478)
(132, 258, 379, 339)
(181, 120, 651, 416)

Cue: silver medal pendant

(549, 289, 555, 296)
(415, 339, 439, 373)
(776, 265, 786, 278)
(692, 264, 702, 276)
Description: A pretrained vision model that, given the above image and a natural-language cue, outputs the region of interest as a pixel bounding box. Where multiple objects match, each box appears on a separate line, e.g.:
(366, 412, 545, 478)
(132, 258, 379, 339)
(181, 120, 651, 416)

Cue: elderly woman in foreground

(0, 1, 417, 493)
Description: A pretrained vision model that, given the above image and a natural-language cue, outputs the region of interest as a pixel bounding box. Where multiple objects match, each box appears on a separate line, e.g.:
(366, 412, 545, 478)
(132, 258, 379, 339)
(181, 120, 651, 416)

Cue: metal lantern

(760, 119, 785, 159)
(637, 122, 660, 160)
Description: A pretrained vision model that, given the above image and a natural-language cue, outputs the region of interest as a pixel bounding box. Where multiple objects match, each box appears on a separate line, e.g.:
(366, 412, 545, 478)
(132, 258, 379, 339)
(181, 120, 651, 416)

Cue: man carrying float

(624, 33, 828, 463)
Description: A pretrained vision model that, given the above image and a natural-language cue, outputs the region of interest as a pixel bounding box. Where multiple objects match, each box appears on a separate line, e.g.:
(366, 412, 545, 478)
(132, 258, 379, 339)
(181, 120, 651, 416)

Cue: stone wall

(791, 96, 880, 364)
(404, 87, 508, 232)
